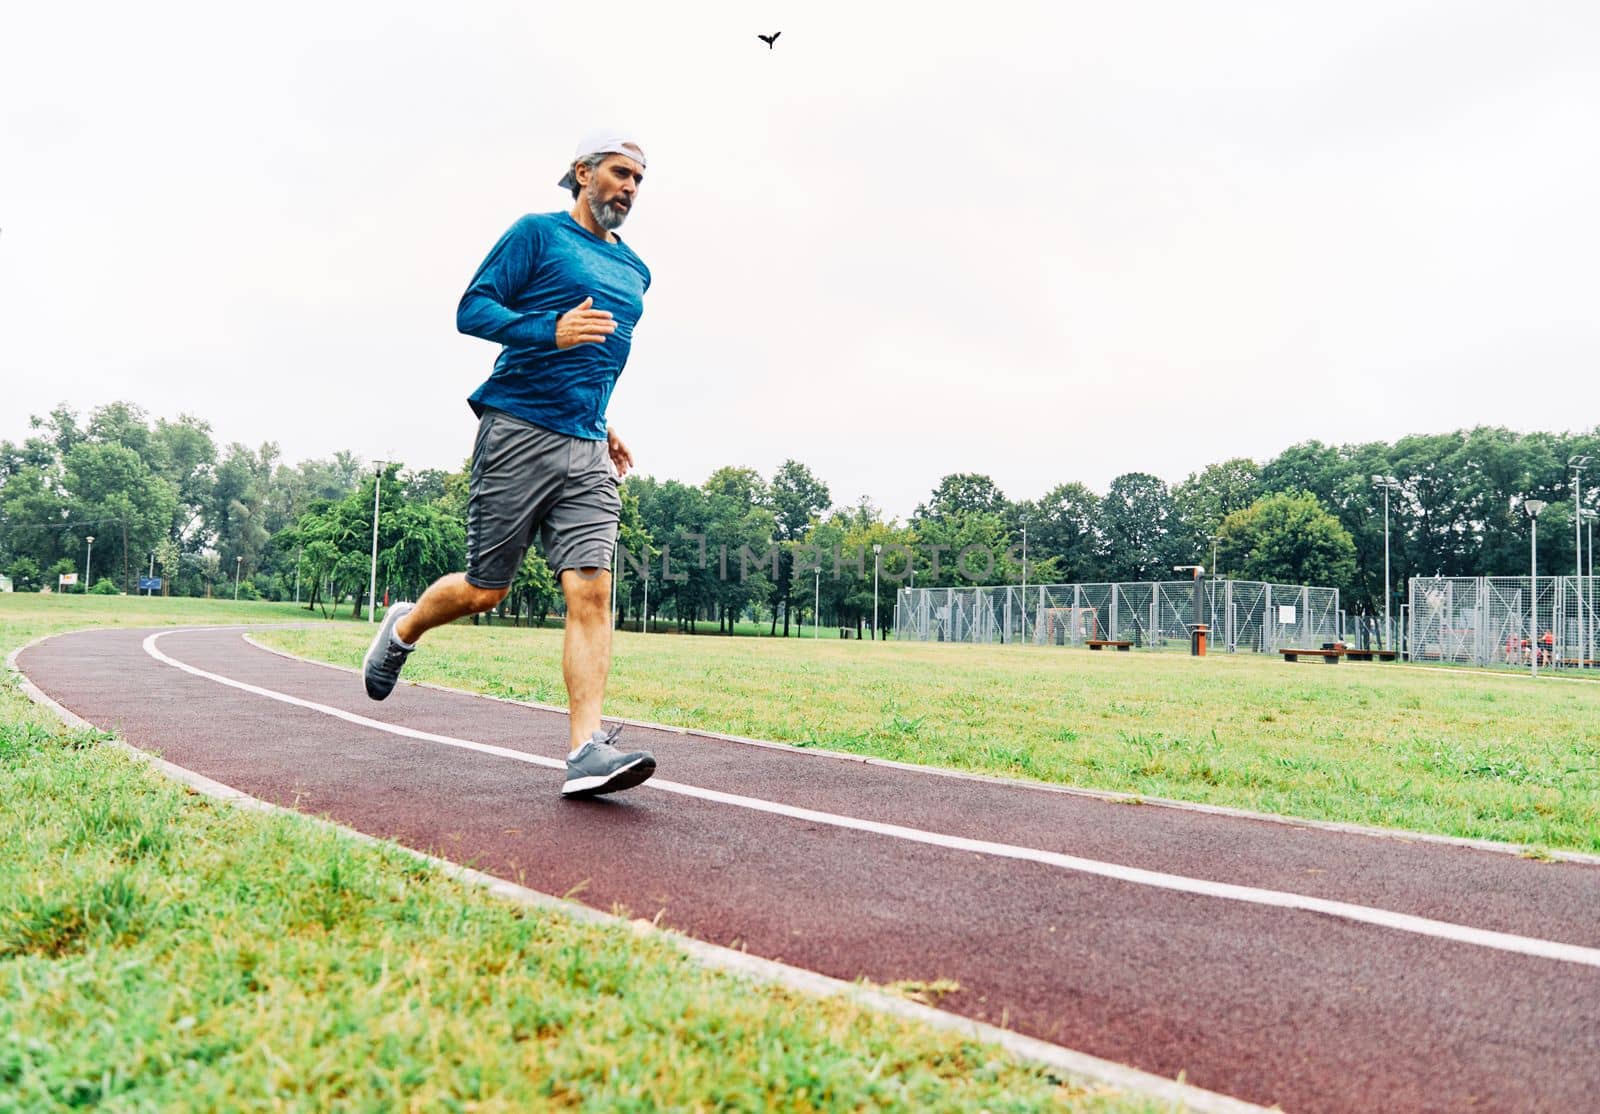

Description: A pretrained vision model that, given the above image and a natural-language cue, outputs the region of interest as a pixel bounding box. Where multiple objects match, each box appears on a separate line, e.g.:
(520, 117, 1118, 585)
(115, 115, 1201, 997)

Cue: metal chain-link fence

(894, 579, 1341, 653)
(1409, 575, 1597, 668)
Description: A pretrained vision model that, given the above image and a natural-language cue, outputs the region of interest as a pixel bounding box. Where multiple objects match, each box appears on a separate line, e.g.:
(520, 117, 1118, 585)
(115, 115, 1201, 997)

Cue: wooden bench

(1281, 648, 1341, 664)
(1341, 648, 1398, 662)
(1086, 639, 1133, 652)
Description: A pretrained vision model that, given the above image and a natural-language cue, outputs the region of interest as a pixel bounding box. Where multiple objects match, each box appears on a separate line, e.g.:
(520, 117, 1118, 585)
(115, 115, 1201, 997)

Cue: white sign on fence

(1278, 604, 1297, 625)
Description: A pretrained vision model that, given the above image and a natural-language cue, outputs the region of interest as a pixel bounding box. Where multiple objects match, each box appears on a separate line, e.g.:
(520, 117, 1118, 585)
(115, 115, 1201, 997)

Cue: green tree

(209, 442, 275, 576)
(150, 413, 218, 548)
(767, 461, 831, 636)
(154, 537, 181, 597)
(1172, 459, 1261, 571)
(913, 473, 1008, 526)
(0, 467, 71, 574)
(509, 550, 561, 626)
(64, 441, 179, 592)
(6, 556, 41, 592)
(613, 483, 656, 629)
(1015, 482, 1103, 583)
(795, 508, 918, 639)
(282, 465, 402, 619)
(401, 468, 451, 506)
(86, 401, 155, 461)
(703, 467, 775, 633)
(913, 511, 1023, 589)
(377, 501, 467, 603)
(46, 557, 77, 591)
(841, 516, 923, 639)
(1217, 492, 1357, 588)
(1101, 472, 1177, 582)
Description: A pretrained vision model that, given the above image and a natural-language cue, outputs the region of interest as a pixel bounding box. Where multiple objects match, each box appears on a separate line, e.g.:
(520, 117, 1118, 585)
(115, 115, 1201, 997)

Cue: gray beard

(586, 188, 628, 231)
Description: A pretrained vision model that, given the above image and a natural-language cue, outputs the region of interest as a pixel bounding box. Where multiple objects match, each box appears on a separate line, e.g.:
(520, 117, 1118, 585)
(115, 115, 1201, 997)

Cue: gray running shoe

(562, 725, 657, 798)
(362, 602, 415, 700)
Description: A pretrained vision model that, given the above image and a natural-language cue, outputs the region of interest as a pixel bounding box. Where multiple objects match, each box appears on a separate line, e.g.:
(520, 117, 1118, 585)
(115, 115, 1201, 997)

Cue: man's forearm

(456, 295, 560, 348)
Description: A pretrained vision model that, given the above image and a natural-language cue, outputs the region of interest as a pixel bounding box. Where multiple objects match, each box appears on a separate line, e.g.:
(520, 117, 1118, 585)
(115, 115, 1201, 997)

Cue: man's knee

(466, 583, 509, 612)
(562, 567, 610, 611)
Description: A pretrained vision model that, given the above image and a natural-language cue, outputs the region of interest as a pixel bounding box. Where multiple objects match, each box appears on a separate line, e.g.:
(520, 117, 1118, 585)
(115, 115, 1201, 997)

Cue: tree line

(2, 402, 1595, 636)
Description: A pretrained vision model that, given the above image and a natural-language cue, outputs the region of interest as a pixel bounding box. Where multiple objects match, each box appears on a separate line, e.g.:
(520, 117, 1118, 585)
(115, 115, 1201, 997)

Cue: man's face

(581, 150, 645, 231)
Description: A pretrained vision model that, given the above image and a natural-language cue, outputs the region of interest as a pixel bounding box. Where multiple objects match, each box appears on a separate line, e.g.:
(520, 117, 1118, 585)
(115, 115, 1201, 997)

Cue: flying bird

(758, 32, 781, 49)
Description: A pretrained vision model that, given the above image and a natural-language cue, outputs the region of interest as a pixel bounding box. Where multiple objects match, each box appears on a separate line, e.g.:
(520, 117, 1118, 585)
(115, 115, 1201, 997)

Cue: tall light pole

(1571, 456, 1590, 672)
(872, 543, 882, 641)
(1372, 475, 1402, 648)
(234, 555, 243, 601)
(1020, 519, 1028, 644)
(84, 535, 95, 593)
(1526, 499, 1546, 677)
(1211, 535, 1220, 579)
(368, 460, 387, 622)
(813, 565, 820, 640)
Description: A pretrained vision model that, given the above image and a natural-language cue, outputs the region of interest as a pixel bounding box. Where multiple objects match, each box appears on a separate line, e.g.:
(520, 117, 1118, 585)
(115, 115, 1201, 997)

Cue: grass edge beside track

(2, 625, 1217, 1114)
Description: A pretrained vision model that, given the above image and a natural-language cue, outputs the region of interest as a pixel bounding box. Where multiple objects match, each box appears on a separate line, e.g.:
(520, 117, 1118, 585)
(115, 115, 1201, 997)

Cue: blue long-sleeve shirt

(459, 211, 651, 440)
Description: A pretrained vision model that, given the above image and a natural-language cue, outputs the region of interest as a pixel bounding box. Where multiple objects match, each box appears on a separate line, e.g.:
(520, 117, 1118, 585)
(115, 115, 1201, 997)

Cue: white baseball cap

(558, 131, 647, 191)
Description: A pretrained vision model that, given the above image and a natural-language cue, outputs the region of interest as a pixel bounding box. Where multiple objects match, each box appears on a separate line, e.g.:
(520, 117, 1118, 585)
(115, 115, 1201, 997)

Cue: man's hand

(607, 428, 633, 478)
(555, 296, 615, 349)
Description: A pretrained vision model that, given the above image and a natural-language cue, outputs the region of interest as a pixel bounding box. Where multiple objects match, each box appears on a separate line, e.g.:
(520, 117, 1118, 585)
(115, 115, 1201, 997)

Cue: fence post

(1226, 579, 1235, 652)
(1265, 584, 1273, 652)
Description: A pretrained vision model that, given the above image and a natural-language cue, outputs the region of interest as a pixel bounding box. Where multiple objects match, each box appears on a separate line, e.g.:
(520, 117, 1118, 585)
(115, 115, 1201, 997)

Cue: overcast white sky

(3, 1, 1597, 520)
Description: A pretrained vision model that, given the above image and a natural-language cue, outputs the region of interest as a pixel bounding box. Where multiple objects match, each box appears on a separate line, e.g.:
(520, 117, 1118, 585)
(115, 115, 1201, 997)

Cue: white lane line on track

(145, 629, 1600, 971)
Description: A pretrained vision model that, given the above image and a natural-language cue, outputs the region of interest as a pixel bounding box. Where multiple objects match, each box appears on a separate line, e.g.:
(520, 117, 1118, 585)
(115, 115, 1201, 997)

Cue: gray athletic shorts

(465, 408, 621, 589)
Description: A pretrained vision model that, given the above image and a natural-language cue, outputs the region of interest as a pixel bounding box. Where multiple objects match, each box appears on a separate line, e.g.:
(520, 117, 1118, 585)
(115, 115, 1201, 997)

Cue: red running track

(17, 626, 1600, 1113)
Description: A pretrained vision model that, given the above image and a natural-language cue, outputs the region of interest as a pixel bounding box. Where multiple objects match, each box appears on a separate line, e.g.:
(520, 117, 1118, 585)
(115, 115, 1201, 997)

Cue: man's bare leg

(395, 573, 507, 645)
(560, 567, 612, 752)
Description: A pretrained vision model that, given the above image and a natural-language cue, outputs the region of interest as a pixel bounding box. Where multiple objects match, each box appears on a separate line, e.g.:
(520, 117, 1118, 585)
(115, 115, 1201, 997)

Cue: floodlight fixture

(1525, 499, 1547, 518)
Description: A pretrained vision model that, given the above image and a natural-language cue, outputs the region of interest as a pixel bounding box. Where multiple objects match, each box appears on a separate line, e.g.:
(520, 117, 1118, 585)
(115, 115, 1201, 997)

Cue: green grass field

(0, 596, 1156, 1112)
(253, 604, 1600, 856)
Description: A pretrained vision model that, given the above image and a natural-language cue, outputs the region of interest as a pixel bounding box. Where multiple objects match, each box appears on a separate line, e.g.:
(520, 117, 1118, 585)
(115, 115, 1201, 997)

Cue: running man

(362, 132, 656, 799)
